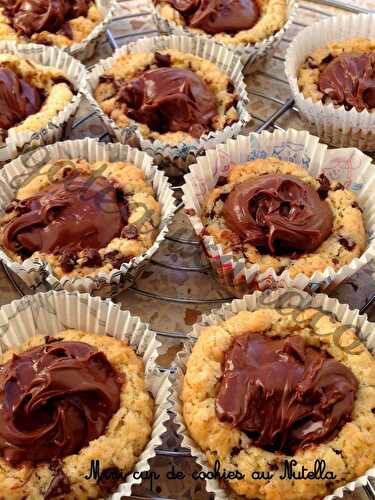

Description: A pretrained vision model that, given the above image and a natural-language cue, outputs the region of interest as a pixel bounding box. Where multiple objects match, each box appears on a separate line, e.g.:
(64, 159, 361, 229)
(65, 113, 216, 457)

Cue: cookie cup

(0, 138, 176, 296)
(0, 290, 170, 499)
(0, 41, 85, 163)
(285, 13, 375, 151)
(172, 288, 375, 500)
(85, 34, 251, 176)
(65, 0, 118, 61)
(182, 128, 375, 297)
(152, 0, 298, 73)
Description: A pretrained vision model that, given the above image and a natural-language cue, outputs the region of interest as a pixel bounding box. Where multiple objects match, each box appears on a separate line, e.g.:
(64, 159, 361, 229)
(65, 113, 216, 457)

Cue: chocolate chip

(306, 56, 319, 69)
(333, 448, 342, 455)
(372, 408, 375, 414)
(351, 201, 363, 212)
(230, 447, 241, 456)
(216, 176, 228, 187)
(44, 336, 63, 344)
(121, 224, 138, 239)
(276, 265, 287, 276)
(105, 251, 132, 269)
(317, 173, 331, 200)
(155, 52, 171, 67)
(219, 192, 229, 203)
(339, 237, 356, 251)
(332, 257, 339, 265)
(321, 54, 334, 65)
(98, 467, 122, 496)
(227, 82, 235, 93)
(333, 182, 345, 191)
(81, 249, 102, 267)
(59, 250, 77, 273)
(269, 462, 280, 471)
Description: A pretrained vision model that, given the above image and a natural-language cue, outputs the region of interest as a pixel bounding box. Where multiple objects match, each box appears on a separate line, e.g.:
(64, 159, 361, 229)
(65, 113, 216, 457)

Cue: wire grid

(2, 0, 375, 498)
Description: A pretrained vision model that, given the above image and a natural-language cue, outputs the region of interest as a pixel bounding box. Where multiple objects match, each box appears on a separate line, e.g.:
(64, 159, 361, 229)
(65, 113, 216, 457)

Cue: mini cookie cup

(0, 290, 171, 500)
(285, 13, 375, 152)
(172, 287, 375, 500)
(182, 128, 375, 297)
(85, 34, 251, 176)
(0, 138, 176, 296)
(151, 0, 298, 73)
(0, 41, 85, 163)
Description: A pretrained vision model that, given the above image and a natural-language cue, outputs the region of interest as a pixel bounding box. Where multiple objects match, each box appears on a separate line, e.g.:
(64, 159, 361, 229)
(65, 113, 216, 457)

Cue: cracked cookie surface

(182, 307, 375, 500)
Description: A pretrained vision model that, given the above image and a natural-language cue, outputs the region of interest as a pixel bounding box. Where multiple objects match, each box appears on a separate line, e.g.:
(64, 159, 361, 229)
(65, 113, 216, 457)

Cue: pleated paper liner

(0, 290, 171, 499)
(151, 0, 298, 74)
(285, 13, 375, 151)
(66, 0, 118, 61)
(171, 288, 375, 500)
(85, 34, 251, 176)
(0, 41, 86, 163)
(182, 128, 375, 297)
(0, 138, 176, 296)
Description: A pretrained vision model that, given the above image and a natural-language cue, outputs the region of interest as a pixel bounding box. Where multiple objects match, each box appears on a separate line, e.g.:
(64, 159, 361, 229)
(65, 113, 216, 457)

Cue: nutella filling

(118, 67, 218, 138)
(318, 52, 375, 112)
(3, 174, 129, 258)
(0, 340, 123, 465)
(155, 0, 260, 35)
(222, 174, 333, 255)
(0, 67, 44, 131)
(0, 0, 91, 38)
(216, 333, 358, 455)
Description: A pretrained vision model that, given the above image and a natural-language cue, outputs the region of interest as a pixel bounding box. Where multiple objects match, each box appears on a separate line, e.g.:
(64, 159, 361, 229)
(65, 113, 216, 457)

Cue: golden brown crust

(94, 49, 239, 145)
(182, 307, 375, 500)
(0, 330, 154, 500)
(202, 158, 366, 278)
(156, 0, 287, 45)
(0, 158, 161, 279)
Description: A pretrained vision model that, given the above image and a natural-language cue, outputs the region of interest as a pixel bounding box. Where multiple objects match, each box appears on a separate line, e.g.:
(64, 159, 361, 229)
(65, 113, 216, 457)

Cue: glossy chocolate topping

(118, 67, 217, 137)
(3, 174, 129, 258)
(318, 52, 375, 112)
(0, 67, 43, 131)
(0, 340, 123, 465)
(216, 333, 358, 455)
(0, 0, 91, 37)
(156, 0, 260, 35)
(222, 174, 333, 255)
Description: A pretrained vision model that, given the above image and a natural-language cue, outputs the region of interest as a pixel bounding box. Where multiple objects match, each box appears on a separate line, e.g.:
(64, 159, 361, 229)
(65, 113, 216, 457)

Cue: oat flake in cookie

(94, 49, 239, 145)
(202, 158, 366, 278)
(0, 0, 102, 48)
(298, 37, 375, 112)
(0, 158, 161, 279)
(0, 330, 154, 499)
(154, 0, 287, 46)
(0, 53, 75, 143)
(182, 306, 375, 499)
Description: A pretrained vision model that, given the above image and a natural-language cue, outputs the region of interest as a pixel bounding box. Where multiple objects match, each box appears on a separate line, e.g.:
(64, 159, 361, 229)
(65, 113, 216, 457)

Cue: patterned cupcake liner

(85, 34, 251, 176)
(66, 0, 118, 61)
(0, 138, 176, 296)
(285, 13, 375, 151)
(0, 41, 85, 163)
(151, 0, 298, 73)
(171, 287, 375, 500)
(182, 128, 375, 297)
(0, 290, 171, 499)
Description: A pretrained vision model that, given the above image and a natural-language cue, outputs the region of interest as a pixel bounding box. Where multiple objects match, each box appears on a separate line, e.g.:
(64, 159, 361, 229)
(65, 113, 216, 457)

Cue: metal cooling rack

(2, 0, 375, 498)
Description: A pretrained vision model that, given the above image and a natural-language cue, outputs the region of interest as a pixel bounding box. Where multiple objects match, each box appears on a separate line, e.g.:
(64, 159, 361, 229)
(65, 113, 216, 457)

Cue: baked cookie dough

(298, 37, 375, 112)
(0, 330, 154, 499)
(182, 306, 375, 500)
(201, 158, 366, 278)
(0, 158, 161, 278)
(0, 53, 75, 141)
(154, 0, 287, 45)
(94, 49, 239, 145)
(0, 0, 102, 48)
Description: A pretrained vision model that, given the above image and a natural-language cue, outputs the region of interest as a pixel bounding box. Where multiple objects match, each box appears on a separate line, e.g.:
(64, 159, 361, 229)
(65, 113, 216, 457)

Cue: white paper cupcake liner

(171, 288, 375, 500)
(152, 0, 298, 74)
(0, 290, 171, 499)
(85, 34, 251, 176)
(66, 0, 118, 61)
(0, 41, 85, 163)
(0, 138, 176, 296)
(285, 13, 375, 151)
(182, 128, 375, 297)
